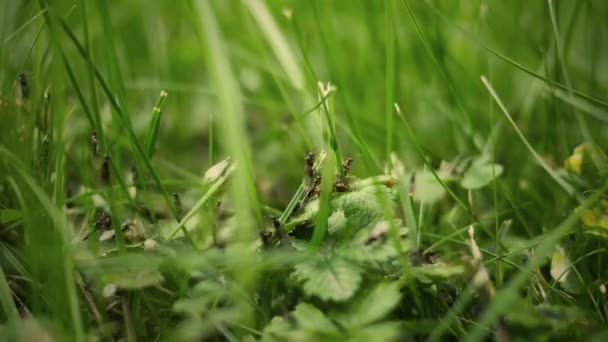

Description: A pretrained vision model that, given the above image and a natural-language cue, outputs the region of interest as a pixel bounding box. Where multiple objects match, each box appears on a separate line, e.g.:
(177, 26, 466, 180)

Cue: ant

(100, 155, 110, 184)
(91, 131, 99, 158)
(333, 157, 353, 193)
(304, 152, 315, 180)
(95, 209, 112, 230)
(19, 73, 29, 99)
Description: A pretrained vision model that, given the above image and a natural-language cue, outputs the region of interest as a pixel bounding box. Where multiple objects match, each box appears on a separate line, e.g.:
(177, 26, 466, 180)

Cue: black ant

(91, 131, 99, 158)
(333, 157, 353, 193)
(100, 155, 110, 184)
(19, 73, 29, 99)
(340, 157, 353, 177)
(305, 152, 315, 180)
(95, 209, 112, 230)
(272, 217, 288, 244)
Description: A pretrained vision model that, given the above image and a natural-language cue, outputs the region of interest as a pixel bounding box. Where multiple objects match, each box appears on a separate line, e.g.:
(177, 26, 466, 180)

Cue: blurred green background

(3, 1, 606, 200)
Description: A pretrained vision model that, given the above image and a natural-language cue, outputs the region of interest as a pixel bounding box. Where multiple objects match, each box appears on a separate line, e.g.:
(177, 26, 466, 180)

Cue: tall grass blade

(309, 150, 335, 250)
(144, 90, 168, 158)
(243, 0, 304, 90)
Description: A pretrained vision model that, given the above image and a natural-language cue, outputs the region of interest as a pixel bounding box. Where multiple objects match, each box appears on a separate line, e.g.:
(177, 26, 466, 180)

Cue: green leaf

(261, 316, 292, 342)
(460, 157, 503, 190)
(261, 316, 315, 342)
(336, 221, 410, 264)
(339, 282, 401, 327)
(292, 254, 362, 302)
(347, 321, 402, 342)
(328, 209, 347, 234)
(332, 184, 393, 231)
(289, 176, 394, 234)
(292, 303, 338, 334)
(413, 169, 446, 203)
(550, 246, 571, 283)
(173, 281, 227, 315)
(97, 257, 164, 290)
(101, 269, 163, 289)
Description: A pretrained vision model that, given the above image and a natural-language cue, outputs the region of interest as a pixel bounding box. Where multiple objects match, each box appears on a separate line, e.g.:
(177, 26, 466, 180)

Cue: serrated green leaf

(460, 157, 503, 190)
(339, 282, 401, 327)
(292, 303, 338, 334)
(336, 222, 410, 264)
(261, 316, 315, 342)
(289, 178, 394, 236)
(332, 184, 393, 231)
(292, 254, 362, 301)
(262, 316, 292, 340)
(328, 209, 347, 234)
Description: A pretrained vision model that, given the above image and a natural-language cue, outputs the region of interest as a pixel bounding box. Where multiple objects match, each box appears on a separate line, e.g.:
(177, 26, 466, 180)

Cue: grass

(1, 0, 608, 341)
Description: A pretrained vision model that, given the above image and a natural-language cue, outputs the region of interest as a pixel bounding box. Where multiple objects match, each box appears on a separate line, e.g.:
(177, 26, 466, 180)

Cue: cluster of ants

(91, 124, 356, 248)
(261, 152, 354, 248)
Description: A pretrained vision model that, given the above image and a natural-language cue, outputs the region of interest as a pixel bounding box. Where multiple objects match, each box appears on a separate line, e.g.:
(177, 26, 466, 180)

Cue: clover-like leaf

(460, 157, 503, 190)
(413, 170, 446, 203)
(550, 246, 571, 283)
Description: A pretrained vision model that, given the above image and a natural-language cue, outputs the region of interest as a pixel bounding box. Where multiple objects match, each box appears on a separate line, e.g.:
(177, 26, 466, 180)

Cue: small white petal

(99, 230, 115, 242)
(144, 239, 158, 251)
(103, 283, 117, 298)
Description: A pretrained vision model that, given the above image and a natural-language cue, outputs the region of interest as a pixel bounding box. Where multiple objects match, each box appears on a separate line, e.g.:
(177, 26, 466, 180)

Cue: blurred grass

(1, 0, 608, 340)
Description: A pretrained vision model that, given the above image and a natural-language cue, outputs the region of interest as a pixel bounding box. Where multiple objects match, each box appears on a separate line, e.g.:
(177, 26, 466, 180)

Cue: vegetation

(1, 0, 607, 340)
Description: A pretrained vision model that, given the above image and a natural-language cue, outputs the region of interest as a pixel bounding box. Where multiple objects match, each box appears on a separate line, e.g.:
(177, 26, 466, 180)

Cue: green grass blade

(549, 86, 608, 123)
(144, 90, 168, 158)
(208, 114, 213, 166)
(547, 0, 594, 146)
(0, 147, 85, 341)
(243, 0, 304, 90)
(309, 150, 335, 250)
(385, 0, 395, 171)
(168, 172, 230, 239)
(0, 265, 19, 327)
(78, 0, 103, 139)
(193, 0, 261, 234)
(0, 8, 46, 47)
